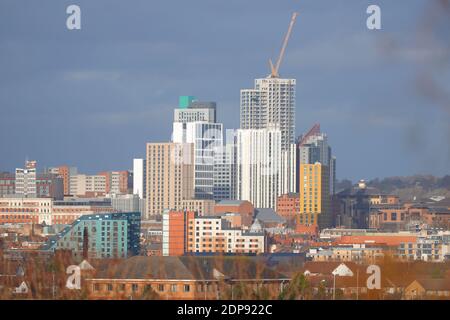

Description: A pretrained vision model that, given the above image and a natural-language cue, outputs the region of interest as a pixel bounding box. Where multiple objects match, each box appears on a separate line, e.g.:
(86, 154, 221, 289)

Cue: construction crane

(269, 12, 299, 78)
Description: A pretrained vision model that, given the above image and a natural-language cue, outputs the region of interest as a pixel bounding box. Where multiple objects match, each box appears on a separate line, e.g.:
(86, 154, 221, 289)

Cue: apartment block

(240, 77, 296, 152)
(236, 128, 281, 209)
(145, 143, 194, 217)
(162, 210, 265, 256)
(42, 212, 141, 259)
(298, 163, 332, 229)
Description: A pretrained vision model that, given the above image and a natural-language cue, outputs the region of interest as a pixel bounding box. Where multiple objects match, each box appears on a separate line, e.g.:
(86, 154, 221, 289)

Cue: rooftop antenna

(269, 12, 299, 78)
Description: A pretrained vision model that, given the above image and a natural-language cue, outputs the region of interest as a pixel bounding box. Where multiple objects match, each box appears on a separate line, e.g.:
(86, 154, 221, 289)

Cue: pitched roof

(91, 256, 289, 281)
(412, 278, 450, 291)
(79, 260, 95, 271)
(302, 261, 363, 276)
(255, 208, 286, 224)
(94, 256, 194, 280)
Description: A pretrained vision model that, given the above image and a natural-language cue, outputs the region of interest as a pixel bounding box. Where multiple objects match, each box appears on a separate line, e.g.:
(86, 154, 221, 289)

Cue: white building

(173, 121, 223, 200)
(173, 100, 216, 123)
(236, 128, 281, 209)
(188, 216, 265, 254)
(240, 77, 296, 152)
(132, 158, 145, 199)
(15, 160, 37, 198)
(281, 144, 297, 195)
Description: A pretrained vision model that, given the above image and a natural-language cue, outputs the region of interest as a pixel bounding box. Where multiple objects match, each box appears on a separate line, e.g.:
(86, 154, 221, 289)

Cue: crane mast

(270, 12, 298, 78)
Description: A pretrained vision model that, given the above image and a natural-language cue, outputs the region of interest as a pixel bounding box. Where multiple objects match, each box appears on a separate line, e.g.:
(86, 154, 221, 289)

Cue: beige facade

(179, 199, 215, 216)
(145, 143, 194, 218)
(70, 174, 107, 196)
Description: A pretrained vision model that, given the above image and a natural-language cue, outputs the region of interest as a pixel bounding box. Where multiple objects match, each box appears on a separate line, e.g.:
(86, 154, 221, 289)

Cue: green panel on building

(178, 96, 195, 109)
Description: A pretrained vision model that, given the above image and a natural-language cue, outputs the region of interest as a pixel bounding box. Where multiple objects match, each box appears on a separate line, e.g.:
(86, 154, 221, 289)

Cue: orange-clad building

(57, 165, 71, 196)
(162, 210, 194, 256)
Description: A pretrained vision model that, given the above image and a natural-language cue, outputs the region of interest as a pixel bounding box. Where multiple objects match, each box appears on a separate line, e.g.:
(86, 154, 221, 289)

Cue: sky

(0, 0, 449, 181)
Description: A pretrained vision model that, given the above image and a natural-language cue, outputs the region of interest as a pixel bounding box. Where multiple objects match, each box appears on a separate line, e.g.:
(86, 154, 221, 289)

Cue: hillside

(337, 175, 450, 202)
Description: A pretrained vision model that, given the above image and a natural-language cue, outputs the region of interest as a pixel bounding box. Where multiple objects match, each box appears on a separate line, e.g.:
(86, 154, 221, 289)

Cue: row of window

(92, 282, 216, 293)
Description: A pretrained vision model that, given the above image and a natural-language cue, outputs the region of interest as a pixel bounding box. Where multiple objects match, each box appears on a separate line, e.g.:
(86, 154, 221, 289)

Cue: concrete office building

(99, 171, 129, 195)
(236, 128, 281, 209)
(15, 160, 37, 198)
(36, 173, 64, 200)
(145, 142, 194, 217)
(110, 193, 145, 217)
(47, 165, 78, 196)
(70, 174, 107, 197)
(173, 96, 216, 123)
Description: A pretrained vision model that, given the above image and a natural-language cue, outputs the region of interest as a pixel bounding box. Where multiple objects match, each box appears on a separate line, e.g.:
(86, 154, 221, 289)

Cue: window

(93, 283, 100, 291)
(171, 284, 177, 292)
(158, 284, 165, 292)
(183, 284, 190, 292)
(107, 284, 113, 291)
(132, 284, 139, 292)
(118, 284, 125, 291)
(391, 212, 397, 221)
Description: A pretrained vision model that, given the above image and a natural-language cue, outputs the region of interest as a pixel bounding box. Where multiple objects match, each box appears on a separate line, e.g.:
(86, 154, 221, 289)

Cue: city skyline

(1, 0, 449, 181)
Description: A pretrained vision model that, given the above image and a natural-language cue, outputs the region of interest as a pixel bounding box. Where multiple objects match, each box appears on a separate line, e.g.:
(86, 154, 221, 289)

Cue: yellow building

(298, 163, 331, 229)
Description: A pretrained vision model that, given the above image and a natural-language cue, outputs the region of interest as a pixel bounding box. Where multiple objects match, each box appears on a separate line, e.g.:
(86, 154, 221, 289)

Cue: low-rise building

(0, 198, 52, 224)
(214, 200, 254, 228)
(162, 210, 265, 256)
(85, 256, 289, 300)
(276, 193, 299, 223)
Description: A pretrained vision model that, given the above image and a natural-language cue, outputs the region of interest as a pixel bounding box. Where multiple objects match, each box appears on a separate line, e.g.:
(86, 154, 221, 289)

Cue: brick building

(214, 200, 254, 228)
